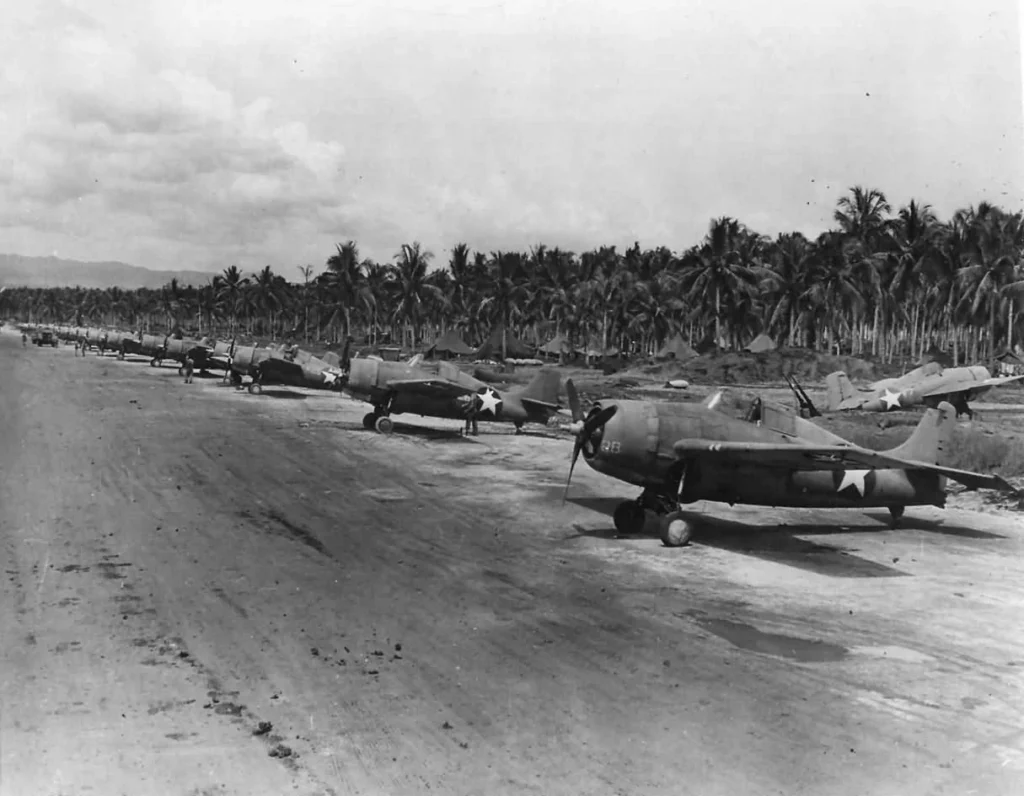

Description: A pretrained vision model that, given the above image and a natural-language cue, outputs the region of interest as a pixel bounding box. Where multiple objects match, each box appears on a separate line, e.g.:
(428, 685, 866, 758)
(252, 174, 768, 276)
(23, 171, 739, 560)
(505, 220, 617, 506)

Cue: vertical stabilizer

(825, 371, 856, 411)
(517, 369, 562, 406)
(884, 402, 955, 467)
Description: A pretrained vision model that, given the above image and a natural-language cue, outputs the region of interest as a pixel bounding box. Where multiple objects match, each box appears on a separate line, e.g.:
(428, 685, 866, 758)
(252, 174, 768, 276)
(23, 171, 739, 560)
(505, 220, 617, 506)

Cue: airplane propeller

(562, 398, 618, 505)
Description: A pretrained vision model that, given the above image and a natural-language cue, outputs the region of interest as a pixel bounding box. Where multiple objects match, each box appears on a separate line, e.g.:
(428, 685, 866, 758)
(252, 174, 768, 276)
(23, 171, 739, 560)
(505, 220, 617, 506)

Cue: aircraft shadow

(253, 388, 308, 400)
(333, 419, 478, 442)
(861, 511, 1007, 540)
(563, 495, 908, 579)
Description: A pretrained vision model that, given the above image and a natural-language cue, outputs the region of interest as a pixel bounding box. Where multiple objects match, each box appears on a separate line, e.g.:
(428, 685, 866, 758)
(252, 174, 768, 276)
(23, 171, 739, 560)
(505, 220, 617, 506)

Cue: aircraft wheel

(118, 352, 125, 360)
(888, 505, 904, 529)
(374, 416, 394, 435)
(660, 511, 694, 548)
(613, 501, 646, 536)
(362, 412, 378, 430)
(248, 382, 262, 395)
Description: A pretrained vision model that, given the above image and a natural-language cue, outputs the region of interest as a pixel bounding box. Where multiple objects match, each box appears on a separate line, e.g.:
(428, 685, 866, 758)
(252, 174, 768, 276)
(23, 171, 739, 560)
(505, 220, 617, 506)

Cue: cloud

(0, 0, 1020, 275)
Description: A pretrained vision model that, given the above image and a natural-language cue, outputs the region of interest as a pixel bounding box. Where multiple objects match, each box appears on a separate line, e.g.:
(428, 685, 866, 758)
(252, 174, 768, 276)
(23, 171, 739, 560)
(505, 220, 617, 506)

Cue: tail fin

(825, 371, 855, 411)
(884, 402, 955, 467)
(518, 368, 562, 407)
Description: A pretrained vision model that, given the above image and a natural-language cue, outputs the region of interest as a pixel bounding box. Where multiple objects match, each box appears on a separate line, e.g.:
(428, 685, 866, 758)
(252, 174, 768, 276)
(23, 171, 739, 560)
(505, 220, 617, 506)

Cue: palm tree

(389, 242, 439, 348)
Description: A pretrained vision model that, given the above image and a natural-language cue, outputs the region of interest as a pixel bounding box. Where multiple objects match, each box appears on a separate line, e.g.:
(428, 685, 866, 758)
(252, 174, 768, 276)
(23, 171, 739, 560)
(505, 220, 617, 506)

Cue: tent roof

(475, 327, 534, 359)
(538, 334, 571, 354)
(744, 333, 776, 353)
(657, 334, 698, 361)
(425, 329, 475, 355)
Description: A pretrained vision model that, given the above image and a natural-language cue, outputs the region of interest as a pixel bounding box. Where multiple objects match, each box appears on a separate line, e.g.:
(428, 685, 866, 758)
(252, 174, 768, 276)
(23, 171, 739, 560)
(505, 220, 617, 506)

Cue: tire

(248, 382, 262, 395)
(613, 501, 646, 535)
(659, 512, 693, 547)
(362, 412, 378, 430)
(150, 358, 159, 367)
(374, 416, 394, 434)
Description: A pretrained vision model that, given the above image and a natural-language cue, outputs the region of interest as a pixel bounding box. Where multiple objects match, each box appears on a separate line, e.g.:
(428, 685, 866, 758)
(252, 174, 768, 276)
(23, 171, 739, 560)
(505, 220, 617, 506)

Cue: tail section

(885, 402, 955, 467)
(518, 368, 562, 407)
(825, 371, 856, 411)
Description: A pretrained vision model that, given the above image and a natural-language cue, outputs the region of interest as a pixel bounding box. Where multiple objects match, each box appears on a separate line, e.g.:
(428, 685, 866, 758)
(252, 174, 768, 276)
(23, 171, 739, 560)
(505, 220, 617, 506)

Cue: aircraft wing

(672, 439, 1019, 493)
(257, 357, 305, 380)
(383, 378, 478, 399)
(918, 374, 1024, 397)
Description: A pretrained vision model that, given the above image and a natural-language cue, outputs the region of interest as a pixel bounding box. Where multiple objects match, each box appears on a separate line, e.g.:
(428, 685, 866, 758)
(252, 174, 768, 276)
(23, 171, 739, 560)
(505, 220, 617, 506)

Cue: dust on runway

(2, 332, 1023, 796)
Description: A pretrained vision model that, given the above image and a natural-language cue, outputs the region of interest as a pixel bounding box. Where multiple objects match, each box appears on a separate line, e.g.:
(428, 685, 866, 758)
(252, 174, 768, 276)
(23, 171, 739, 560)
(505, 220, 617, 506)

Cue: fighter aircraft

(339, 352, 562, 434)
(562, 380, 1018, 547)
(823, 365, 1024, 418)
(228, 343, 346, 393)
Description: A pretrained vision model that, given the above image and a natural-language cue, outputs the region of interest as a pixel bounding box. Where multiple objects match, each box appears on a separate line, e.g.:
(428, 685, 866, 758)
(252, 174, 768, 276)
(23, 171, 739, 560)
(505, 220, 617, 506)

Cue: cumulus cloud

(0, 0, 1019, 274)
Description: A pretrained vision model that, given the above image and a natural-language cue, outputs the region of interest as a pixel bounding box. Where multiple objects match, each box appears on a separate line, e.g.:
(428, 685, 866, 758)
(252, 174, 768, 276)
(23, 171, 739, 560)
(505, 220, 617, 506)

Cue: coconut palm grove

(3, 187, 1023, 364)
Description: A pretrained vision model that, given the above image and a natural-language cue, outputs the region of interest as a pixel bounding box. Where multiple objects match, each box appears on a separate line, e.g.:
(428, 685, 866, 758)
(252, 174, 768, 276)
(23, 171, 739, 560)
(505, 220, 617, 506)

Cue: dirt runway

(2, 332, 1023, 796)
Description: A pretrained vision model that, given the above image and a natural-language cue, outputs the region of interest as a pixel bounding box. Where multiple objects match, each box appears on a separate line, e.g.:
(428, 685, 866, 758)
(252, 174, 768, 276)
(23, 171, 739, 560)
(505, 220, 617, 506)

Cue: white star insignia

(323, 370, 339, 385)
(881, 389, 902, 409)
(477, 387, 502, 416)
(837, 470, 869, 496)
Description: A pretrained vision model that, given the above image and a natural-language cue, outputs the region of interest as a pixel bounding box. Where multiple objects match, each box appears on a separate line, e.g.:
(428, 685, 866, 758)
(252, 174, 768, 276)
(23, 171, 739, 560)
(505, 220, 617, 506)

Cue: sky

(0, 0, 1021, 276)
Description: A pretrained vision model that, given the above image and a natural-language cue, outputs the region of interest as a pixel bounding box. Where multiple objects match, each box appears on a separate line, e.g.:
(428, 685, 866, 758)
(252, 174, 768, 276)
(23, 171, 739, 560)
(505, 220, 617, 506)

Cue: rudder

(519, 368, 562, 405)
(825, 371, 856, 411)
(884, 402, 955, 467)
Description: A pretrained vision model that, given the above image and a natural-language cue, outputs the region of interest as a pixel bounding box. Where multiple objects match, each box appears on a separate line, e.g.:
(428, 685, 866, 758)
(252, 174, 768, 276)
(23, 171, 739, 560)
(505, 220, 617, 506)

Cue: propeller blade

(566, 378, 583, 423)
(561, 404, 617, 505)
(562, 433, 584, 506)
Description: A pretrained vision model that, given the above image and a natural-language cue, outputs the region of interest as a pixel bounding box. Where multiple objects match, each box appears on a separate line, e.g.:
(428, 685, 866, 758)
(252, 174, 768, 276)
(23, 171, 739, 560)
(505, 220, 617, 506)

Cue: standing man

(21, 332, 27, 347)
(183, 354, 195, 384)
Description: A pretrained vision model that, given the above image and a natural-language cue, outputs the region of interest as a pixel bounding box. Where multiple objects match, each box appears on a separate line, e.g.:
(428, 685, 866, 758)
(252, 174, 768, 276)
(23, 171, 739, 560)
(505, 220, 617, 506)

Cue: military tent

(423, 329, 475, 359)
(474, 327, 534, 360)
(538, 334, 573, 357)
(743, 333, 776, 353)
(657, 335, 698, 361)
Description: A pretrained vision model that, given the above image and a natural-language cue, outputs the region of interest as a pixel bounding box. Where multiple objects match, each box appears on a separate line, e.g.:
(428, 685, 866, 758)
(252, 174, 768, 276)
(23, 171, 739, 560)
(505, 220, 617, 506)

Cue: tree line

(3, 186, 1022, 364)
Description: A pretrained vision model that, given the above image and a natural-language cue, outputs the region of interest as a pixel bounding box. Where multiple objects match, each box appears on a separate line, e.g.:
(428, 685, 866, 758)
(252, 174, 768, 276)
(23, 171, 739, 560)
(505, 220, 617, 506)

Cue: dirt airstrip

(2, 331, 1024, 796)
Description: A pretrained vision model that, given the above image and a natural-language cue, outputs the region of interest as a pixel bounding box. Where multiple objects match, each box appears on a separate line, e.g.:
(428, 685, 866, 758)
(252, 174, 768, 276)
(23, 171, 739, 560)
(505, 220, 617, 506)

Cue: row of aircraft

(26, 323, 1021, 548)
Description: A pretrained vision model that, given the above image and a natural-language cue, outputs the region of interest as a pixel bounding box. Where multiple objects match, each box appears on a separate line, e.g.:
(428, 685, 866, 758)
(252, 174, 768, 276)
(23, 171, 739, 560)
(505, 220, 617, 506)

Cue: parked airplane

(340, 354, 562, 434)
(562, 380, 1017, 547)
(823, 366, 1024, 417)
(229, 343, 346, 393)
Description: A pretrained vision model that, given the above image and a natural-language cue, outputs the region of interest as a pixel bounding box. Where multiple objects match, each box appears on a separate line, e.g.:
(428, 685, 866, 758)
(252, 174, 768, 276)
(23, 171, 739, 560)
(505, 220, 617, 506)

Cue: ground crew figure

(184, 355, 195, 384)
(74, 340, 81, 356)
(463, 402, 480, 437)
(21, 333, 27, 347)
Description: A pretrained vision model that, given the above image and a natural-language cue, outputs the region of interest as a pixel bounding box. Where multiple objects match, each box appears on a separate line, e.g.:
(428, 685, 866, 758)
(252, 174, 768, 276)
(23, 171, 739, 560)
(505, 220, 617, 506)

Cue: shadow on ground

(562, 494, 909, 579)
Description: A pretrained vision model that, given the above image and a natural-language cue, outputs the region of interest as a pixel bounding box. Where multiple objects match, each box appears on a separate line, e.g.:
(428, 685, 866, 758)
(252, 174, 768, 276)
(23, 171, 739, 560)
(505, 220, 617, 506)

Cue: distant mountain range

(0, 254, 215, 289)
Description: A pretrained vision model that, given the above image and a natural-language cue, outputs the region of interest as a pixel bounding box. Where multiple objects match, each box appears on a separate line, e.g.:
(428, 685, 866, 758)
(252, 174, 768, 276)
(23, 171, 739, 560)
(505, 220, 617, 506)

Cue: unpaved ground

(3, 333, 1024, 796)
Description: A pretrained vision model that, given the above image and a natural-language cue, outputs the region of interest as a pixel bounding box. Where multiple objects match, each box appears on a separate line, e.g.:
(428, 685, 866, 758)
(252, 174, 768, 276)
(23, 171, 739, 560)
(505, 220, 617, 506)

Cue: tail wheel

(660, 512, 694, 547)
(888, 505, 905, 529)
(374, 416, 394, 434)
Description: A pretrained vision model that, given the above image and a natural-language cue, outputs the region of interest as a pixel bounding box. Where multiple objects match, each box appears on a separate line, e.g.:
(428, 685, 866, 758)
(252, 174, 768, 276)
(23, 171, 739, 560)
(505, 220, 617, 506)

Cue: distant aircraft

(228, 343, 346, 393)
(823, 366, 1024, 418)
(339, 353, 562, 434)
(562, 380, 1017, 547)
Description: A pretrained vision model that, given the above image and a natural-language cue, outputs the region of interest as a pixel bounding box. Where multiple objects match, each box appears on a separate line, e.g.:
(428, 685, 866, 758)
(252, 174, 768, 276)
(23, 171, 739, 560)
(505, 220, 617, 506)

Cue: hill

(0, 254, 214, 289)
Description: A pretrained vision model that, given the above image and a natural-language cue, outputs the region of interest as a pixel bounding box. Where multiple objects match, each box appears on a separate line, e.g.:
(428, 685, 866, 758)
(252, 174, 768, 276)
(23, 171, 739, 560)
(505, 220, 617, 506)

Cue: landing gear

(362, 412, 378, 430)
(248, 381, 263, 395)
(374, 416, 394, 434)
(514, 422, 524, 435)
(117, 350, 125, 361)
(659, 512, 694, 547)
(888, 505, 905, 529)
(150, 357, 160, 367)
(613, 501, 646, 535)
